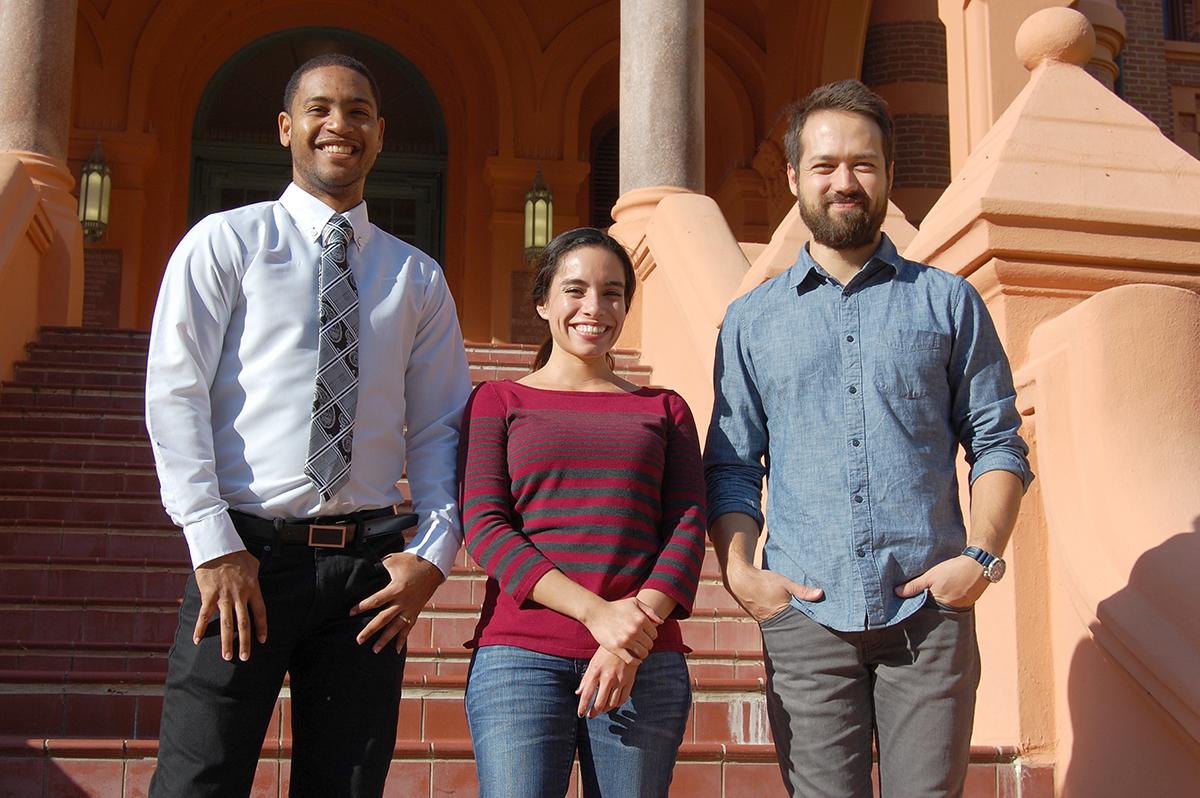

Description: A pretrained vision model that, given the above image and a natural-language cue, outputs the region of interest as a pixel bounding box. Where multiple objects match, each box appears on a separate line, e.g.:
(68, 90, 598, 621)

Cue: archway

(189, 27, 448, 261)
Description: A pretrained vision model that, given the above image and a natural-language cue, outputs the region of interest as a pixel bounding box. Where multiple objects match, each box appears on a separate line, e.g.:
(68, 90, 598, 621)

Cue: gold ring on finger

(398, 614, 411, 625)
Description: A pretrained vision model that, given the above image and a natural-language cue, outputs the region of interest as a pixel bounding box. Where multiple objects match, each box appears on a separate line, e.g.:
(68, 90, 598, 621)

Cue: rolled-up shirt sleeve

(948, 279, 1034, 491)
(704, 297, 770, 527)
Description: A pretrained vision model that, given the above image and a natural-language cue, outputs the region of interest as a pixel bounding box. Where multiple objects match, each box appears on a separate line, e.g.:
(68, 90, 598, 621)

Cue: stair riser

(0, 528, 188, 559)
(0, 387, 146, 411)
(0, 439, 154, 464)
(0, 567, 187, 601)
(26, 349, 150, 368)
(0, 604, 180, 647)
(0, 497, 168, 525)
(12, 366, 146, 388)
(0, 413, 147, 436)
(0, 468, 160, 493)
(0, 752, 1051, 798)
(37, 328, 150, 348)
(0, 686, 766, 746)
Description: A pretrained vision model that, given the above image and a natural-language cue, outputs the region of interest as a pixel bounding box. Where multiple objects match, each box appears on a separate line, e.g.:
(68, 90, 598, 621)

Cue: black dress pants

(149, 531, 407, 798)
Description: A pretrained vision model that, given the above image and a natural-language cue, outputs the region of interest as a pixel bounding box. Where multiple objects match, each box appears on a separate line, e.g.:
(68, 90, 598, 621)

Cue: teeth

(321, 144, 355, 154)
(574, 324, 608, 335)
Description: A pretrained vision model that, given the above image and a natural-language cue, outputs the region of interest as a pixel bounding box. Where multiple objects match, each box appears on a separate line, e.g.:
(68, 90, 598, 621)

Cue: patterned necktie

(305, 213, 358, 500)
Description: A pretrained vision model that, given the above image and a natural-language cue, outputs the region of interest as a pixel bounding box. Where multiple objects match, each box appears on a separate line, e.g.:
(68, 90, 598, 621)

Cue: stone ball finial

(1015, 6, 1096, 71)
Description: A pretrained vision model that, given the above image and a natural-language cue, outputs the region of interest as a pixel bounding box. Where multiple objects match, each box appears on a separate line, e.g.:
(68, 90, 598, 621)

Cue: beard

(799, 189, 887, 251)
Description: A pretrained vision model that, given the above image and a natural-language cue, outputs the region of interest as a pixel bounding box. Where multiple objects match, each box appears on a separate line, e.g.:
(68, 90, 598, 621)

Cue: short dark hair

(283, 53, 382, 114)
(530, 227, 637, 371)
(784, 80, 894, 171)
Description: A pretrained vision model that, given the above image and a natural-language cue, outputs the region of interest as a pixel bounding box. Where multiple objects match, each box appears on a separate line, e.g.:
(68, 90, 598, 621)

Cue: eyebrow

(560, 278, 625, 288)
(303, 94, 376, 108)
(806, 151, 882, 163)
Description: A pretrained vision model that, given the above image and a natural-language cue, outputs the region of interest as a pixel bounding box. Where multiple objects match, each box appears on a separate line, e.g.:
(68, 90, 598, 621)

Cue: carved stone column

(618, 0, 704, 194)
(0, 0, 83, 325)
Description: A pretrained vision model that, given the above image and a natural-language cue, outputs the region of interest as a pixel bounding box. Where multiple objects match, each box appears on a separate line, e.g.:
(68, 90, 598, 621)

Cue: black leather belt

(229, 507, 417, 549)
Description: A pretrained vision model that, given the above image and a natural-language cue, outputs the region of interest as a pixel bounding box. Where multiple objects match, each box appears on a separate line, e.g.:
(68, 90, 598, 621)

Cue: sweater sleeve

(458, 382, 558, 604)
(641, 392, 708, 619)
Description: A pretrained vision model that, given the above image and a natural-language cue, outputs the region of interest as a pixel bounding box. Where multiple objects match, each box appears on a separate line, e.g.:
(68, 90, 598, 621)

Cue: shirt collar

(279, 183, 374, 250)
(790, 233, 903, 293)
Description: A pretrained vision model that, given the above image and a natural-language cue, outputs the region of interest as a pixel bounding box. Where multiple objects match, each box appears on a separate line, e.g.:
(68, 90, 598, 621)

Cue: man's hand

(576, 647, 640, 718)
(580, 597, 663, 664)
(724, 560, 824, 623)
(351, 552, 443, 653)
(895, 555, 987, 609)
(193, 550, 267, 662)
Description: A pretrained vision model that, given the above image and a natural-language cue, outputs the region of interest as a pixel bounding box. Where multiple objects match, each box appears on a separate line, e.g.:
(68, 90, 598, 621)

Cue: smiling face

(278, 65, 385, 212)
(788, 109, 892, 255)
(535, 246, 628, 366)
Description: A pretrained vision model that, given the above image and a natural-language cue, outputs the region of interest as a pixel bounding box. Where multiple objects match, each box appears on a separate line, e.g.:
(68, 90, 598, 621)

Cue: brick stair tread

(0, 667, 765, 693)
(0, 518, 175, 531)
(11, 735, 954, 764)
(0, 409, 147, 434)
(37, 326, 150, 343)
(13, 361, 147, 375)
(0, 638, 757, 661)
(0, 430, 151, 444)
(0, 385, 148, 411)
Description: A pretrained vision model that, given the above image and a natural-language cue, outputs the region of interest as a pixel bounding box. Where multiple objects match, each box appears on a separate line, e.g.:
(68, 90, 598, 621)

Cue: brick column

(862, 0, 951, 226)
(0, 0, 83, 325)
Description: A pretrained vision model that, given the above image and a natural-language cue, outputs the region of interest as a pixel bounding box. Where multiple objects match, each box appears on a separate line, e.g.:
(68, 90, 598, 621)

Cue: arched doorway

(189, 27, 448, 261)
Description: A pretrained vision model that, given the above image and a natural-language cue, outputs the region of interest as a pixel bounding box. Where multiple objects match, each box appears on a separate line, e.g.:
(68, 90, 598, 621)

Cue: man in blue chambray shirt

(704, 80, 1032, 798)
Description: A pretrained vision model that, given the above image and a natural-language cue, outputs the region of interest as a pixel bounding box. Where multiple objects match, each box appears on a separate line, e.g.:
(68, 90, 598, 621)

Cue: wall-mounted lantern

(78, 139, 112, 243)
(524, 166, 553, 261)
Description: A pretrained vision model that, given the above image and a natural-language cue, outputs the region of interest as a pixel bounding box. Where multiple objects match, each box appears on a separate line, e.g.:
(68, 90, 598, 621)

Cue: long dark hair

(530, 227, 637, 371)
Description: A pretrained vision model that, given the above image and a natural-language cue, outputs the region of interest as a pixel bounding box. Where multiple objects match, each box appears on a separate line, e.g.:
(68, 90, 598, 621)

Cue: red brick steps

(0, 327, 1042, 797)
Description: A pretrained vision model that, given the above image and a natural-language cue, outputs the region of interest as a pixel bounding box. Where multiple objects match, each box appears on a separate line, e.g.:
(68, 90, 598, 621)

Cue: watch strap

(962, 546, 996, 567)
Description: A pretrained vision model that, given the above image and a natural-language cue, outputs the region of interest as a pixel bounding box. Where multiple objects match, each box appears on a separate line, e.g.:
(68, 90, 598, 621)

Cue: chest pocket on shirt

(874, 330, 948, 399)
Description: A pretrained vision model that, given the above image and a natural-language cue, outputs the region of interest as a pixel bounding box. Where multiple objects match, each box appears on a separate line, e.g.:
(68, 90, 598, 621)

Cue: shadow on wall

(1063, 520, 1200, 798)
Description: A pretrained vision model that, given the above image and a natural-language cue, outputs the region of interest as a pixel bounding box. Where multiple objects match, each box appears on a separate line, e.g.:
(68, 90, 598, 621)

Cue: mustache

(822, 191, 867, 207)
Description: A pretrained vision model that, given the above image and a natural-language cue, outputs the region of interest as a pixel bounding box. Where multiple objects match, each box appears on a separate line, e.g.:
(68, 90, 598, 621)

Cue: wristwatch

(962, 546, 1006, 583)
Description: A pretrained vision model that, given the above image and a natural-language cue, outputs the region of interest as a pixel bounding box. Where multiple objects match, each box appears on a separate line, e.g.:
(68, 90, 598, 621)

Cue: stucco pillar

(618, 0, 704, 194)
(0, 0, 83, 326)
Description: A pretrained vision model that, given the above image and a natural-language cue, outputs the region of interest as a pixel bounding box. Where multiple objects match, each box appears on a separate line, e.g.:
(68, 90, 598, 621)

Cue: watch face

(985, 558, 1007, 583)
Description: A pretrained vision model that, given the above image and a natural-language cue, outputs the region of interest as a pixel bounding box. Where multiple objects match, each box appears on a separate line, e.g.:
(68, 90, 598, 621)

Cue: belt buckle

(308, 523, 351, 548)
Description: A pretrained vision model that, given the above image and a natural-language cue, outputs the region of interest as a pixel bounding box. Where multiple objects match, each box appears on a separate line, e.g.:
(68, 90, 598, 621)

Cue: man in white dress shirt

(145, 54, 471, 797)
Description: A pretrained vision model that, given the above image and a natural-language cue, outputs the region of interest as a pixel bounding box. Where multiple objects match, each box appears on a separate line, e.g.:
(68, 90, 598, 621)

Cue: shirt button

(848, 386, 857, 394)
(847, 335, 854, 342)
(852, 439, 860, 447)
(856, 548, 866, 557)
(854, 495, 864, 503)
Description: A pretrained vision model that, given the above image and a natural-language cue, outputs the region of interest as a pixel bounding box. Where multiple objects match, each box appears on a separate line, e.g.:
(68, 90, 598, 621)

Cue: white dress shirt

(146, 183, 472, 576)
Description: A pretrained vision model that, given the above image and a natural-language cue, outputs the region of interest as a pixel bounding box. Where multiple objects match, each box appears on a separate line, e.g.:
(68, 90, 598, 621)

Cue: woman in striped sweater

(458, 227, 707, 798)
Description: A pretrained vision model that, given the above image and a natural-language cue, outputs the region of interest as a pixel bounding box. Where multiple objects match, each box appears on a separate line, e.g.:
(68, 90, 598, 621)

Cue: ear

(279, 112, 292, 148)
(887, 160, 895, 193)
(535, 301, 548, 320)
(376, 117, 385, 152)
(786, 163, 799, 198)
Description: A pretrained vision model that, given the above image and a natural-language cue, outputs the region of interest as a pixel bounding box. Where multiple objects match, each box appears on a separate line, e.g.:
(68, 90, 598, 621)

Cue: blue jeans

(465, 645, 691, 798)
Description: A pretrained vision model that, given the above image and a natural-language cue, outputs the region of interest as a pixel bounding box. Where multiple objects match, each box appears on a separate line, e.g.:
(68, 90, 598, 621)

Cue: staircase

(0, 328, 1036, 797)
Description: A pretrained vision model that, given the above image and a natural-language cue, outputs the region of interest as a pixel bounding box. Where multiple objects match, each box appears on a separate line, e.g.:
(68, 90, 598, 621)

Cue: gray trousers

(758, 598, 980, 798)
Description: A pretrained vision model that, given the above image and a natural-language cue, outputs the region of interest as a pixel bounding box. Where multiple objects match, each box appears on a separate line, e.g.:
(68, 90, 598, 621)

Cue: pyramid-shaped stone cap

(906, 7, 1200, 277)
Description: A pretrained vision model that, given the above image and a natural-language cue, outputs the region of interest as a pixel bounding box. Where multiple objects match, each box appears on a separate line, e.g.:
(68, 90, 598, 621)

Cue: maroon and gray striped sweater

(458, 380, 707, 658)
